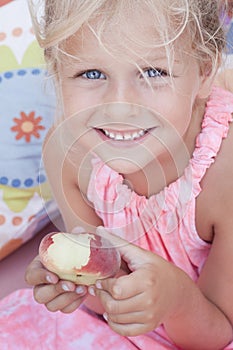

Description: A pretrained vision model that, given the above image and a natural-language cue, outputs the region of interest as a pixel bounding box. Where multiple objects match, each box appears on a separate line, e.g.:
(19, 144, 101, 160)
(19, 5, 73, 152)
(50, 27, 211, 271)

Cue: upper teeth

(103, 129, 147, 141)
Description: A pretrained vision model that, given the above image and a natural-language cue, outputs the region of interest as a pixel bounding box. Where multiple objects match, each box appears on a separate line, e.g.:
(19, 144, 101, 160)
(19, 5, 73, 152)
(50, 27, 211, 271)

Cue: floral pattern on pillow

(0, 0, 58, 260)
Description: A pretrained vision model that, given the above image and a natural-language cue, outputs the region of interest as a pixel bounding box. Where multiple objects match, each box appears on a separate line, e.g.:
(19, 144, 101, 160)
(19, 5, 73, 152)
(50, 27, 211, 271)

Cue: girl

(2, 0, 233, 349)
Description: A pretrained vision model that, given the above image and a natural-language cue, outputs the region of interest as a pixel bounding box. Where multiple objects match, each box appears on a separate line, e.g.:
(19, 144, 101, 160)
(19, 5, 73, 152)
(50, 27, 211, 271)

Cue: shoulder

(196, 119, 233, 242)
(196, 122, 233, 326)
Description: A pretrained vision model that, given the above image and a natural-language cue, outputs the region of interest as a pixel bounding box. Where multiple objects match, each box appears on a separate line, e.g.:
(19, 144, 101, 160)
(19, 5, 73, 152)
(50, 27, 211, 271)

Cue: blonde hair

(29, 0, 226, 76)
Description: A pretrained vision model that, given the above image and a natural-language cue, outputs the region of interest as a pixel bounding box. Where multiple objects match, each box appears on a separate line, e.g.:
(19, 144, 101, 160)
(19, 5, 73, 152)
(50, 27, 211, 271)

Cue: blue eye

(82, 70, 105, 80)
(144, 68, 168, 78)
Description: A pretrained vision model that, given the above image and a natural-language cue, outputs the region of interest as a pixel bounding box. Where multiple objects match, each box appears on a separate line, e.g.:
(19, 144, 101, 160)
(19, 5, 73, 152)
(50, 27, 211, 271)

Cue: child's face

(57, 13, 208, 174)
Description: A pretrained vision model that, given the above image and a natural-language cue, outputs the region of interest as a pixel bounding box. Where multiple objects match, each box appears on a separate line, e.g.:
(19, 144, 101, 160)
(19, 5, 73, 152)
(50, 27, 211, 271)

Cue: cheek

(150, 93, 194, 141)
(60, 83, 95, 118)
(148, 91, 192, 123)
(62, 92, 86, 118)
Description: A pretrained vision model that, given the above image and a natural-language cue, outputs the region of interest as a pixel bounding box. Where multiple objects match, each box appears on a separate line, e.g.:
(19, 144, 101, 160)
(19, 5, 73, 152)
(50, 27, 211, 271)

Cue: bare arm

(164, 247, 233, 349)
(161, 125, 233, 348)
(42, 127, 103, 233)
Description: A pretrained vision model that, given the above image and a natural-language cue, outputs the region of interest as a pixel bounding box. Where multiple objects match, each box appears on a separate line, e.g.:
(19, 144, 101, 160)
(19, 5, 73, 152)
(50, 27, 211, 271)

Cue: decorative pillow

(222, 2, 233, 66)
(0, 0, 58, 260)
(226, 17, 233, 54)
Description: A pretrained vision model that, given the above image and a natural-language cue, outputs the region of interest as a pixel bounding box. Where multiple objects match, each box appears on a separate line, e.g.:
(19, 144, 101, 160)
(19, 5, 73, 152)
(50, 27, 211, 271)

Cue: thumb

(96, 226, 153, 270)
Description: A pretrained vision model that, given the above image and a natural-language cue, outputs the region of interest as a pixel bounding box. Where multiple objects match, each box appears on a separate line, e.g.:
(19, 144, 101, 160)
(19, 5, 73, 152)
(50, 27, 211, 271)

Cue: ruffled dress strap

(190, 86, 233, 196)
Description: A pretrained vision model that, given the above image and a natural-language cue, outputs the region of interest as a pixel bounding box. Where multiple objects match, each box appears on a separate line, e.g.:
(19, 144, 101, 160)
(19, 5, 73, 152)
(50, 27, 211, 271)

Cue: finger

(96, 289, 145, 315)
(96, 270, 145, 300)
(55, 280, 79, 294)
(45, 292, 86, 313)
(106, 310, 147, 325)
(105, 306, 161, 330)
(106, 319, 150, 337)
(33, 283, 64, 304)
(33, 279, 82, 303)
(96, 226, 155, 270)
(34, 281, 86, 304)
(25, 255, 58, 286)
(61, 297, 87, 314)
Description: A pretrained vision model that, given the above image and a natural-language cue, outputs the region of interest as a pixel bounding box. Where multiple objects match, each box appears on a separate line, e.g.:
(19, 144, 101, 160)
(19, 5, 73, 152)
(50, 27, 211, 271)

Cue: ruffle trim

(190, 86, 233, 195)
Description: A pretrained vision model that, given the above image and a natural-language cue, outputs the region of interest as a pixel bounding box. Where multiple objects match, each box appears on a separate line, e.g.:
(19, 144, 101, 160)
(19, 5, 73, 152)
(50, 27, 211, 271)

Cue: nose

(102, 102, 138, 123)
(101, 81, 141, 122)
(104, 79, 138, 105)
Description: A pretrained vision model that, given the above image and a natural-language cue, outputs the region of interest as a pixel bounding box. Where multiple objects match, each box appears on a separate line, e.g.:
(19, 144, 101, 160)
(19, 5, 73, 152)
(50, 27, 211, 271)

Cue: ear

(197, 57, 221, 99)
(197, 75, 214, 99)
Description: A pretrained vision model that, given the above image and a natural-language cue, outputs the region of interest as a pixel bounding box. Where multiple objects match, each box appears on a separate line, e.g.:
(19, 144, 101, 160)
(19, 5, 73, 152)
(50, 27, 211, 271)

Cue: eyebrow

(65, 55, 173, 65)
(60, 49, 181, 70)
(138, 53, 181, 63)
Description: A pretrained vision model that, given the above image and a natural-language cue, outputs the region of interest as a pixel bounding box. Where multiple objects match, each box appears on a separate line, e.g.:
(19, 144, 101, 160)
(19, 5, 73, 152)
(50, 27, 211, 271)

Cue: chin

(107, 160, 140, 174)
(103, 155, 154, 175)
(94, 144, 156, 174)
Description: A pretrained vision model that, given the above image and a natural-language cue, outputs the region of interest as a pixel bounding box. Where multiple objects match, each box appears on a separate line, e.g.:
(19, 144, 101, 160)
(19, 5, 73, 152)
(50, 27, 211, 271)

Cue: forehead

(64, 26, 158, 62)
(62, 9, 189, 66)
(55, 0, 198, 75)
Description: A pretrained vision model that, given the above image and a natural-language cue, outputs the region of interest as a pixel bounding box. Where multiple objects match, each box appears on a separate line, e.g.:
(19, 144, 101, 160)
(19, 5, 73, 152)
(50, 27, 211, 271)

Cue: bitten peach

(39, 232, 121, 285)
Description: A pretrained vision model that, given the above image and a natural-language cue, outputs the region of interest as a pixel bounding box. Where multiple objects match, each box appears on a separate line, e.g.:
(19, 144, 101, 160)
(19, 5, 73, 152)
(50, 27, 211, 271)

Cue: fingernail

(62, 283, 70, 292)
(103, 312, 108, 322)
(76, 286, 85, 295)
(71, 226, 85, 234)
(88, 286, 96, 296)
(46, 275, 55, 284)
(95, 281, 102, 289)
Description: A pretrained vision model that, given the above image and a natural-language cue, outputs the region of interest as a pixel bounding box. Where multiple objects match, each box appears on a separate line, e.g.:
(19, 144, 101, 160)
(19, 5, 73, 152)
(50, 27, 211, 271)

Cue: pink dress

(0, 86, 233, 350)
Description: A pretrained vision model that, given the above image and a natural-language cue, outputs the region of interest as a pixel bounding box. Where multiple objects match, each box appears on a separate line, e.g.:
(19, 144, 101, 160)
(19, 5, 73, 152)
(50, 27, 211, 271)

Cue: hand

(24, 226, 89, 313)
(25, 255, 88, 313)
(92, 227, 187, 337)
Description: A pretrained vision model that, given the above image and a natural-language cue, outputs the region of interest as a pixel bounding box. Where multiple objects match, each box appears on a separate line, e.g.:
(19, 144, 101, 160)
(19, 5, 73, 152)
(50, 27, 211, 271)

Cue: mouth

(98, 128, 151, 141)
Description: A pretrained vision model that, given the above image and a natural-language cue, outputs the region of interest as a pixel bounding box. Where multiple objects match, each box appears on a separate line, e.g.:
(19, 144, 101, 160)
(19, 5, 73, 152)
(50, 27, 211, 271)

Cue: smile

(101, 128, 148, 141)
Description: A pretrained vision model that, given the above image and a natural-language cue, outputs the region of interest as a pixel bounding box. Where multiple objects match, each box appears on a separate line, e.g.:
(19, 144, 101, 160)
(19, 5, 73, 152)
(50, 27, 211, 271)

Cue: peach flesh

(39, 232, 121, 285)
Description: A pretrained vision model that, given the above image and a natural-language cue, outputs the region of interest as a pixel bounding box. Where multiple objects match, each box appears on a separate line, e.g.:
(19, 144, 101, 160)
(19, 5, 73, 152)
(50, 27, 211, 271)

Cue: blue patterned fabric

(227, 21, 233, 54)
(0, 0, 58, 260)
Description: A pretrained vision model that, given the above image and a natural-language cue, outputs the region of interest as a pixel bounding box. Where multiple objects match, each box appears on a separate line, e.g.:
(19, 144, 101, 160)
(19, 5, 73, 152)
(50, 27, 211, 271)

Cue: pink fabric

(0, 86, 233, 349)
(0, 289, 177, 349)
